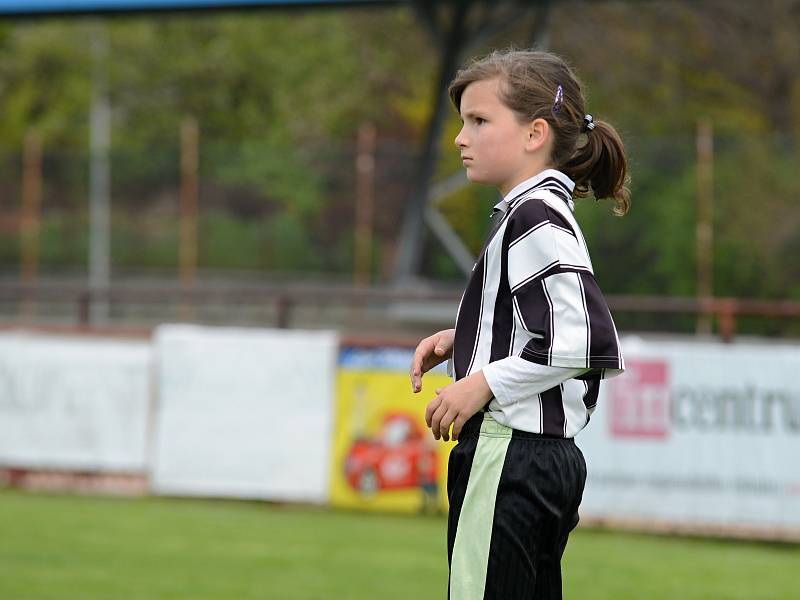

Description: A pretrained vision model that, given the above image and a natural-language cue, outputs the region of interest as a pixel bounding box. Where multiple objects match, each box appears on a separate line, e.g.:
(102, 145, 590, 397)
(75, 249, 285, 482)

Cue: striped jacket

(451, 169, 624, 437)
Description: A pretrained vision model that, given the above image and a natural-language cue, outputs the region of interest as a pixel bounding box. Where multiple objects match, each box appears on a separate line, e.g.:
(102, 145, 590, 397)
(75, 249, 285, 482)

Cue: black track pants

(447, 412, 587, 600)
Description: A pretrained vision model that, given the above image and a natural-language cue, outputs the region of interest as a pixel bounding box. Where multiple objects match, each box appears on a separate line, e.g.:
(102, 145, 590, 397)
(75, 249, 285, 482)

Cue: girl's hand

(410, 328, 455, 393)
(425, 371, 493, 441)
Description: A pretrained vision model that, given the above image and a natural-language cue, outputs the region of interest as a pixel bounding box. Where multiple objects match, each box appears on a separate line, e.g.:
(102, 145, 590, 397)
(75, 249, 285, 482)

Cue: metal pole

(89, 23, 111, 325)
(696, 118, 714, 335)
(354, 122, 376, 287)
(391, 0, 472, 284)
(180, 117, 199, 320)
(423, 206, 474, 275)
(20, 130, 42, 320)
(530, 0, 552, 49)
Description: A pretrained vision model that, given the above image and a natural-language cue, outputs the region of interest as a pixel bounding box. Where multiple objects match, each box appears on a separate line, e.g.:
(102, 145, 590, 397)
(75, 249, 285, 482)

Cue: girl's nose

(455, 128, 467, 148)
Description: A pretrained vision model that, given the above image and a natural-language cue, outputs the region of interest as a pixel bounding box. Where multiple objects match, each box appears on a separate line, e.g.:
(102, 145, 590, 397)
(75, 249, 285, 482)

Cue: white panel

(0, 332, 151, 471)
(577, 336, 800, 533)
(552, 226, 591, 272)
(563, 377, 589, 437)
(544, 272, 589, 367)
(541, 192, 593, 272)
(467, 226, 502, 376)
(510, 294, 537, 356)
(507, 222, 558, 292)
(150, 324, 338, 503)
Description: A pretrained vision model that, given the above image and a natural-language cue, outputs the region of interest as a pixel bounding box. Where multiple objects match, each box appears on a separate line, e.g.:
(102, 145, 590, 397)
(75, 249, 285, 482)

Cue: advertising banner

(0, 332, 151, 472)
(578, 336, 800, 535)
(329, 347, 454, 514)
(150, 325, 338, 503)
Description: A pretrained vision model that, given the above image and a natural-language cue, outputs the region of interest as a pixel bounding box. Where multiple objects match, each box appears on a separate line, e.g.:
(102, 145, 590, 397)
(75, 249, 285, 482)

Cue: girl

(410, 49, 628, 599)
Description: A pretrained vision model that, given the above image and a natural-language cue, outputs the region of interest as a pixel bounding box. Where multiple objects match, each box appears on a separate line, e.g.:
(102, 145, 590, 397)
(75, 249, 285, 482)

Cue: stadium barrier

(330, 345, 451, 514)
(0, 331, 151, 474)
(0, 327, 798, 541)
(149, 324, 338, 503)
(579, 336, 800, 541)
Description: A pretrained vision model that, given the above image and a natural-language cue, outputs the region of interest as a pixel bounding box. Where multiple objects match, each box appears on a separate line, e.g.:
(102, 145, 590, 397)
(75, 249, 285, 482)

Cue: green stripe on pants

(449, 415, 512, 600)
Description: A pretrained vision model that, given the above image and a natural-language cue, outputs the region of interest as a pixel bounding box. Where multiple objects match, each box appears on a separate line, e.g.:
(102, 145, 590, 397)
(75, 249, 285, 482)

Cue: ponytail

(561, 119, 630, 216)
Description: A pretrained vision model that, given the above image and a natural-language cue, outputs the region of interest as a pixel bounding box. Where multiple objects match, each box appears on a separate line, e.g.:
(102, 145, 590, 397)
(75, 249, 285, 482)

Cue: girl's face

(454, 77, 548, 196)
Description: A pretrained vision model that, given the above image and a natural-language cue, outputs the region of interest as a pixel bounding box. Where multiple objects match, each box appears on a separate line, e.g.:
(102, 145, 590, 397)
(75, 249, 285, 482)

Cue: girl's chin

(465, 170, 498, 187)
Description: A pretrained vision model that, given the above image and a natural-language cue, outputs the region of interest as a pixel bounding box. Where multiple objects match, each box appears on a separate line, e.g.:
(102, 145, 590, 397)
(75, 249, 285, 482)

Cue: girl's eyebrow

(461, 110, 487, 120)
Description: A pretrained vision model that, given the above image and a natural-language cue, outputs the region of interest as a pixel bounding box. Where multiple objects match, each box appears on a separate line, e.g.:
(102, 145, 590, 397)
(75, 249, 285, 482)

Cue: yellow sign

(329, 369, 455, 514)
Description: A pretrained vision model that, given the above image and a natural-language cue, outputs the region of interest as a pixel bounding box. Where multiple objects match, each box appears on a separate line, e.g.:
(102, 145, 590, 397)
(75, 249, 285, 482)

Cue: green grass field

(1, 489, 796, 600)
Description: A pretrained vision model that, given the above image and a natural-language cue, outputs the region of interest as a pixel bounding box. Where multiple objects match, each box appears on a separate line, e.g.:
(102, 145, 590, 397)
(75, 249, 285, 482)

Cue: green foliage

(576, 133, 800, 303)
(0, 211, 87, 267)
(0, 9, 433, 275)
(207, 137, 321, 217)
(575, 135, 699, 296)
(0, 3, 799, 319)
(0, 22, 91, 148)
(437, 185, 497, 256)
(264, 211, 323, 271)
(112, 213, 179, 268)
(712, 136, 800, 299)
(199, 210, 266, 270)
(198, 211, 324, 271)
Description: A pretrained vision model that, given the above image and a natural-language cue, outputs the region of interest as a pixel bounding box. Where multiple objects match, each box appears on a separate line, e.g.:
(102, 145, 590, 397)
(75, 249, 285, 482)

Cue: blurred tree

(545, 1, 800, 302)
(0, 9, 435, 273)
(0, 1, 798, 313)
(0, 21, 90, 148)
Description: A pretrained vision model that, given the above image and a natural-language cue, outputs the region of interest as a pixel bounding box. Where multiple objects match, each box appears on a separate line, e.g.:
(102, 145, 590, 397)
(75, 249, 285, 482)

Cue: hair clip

(552, 84, 564, 113)
(582, 114, 595, 132)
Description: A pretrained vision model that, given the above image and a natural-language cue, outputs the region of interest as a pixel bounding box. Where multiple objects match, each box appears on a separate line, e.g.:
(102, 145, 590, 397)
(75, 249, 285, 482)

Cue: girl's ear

(525, 118, 550, 153)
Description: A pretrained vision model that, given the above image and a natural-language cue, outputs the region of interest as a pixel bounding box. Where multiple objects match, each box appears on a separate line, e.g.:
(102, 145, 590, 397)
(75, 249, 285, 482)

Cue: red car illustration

(344, 412, 438, 495)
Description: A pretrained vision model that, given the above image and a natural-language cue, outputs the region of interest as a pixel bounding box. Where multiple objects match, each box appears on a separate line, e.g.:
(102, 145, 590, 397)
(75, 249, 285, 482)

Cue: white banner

(150, 324, 338, 503)
(578, 336, 800, 534)
(0, 332, 151, 472)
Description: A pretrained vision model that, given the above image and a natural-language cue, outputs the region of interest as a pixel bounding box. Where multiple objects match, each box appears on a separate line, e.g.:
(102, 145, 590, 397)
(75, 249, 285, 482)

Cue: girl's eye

(475, 117, 486, 125)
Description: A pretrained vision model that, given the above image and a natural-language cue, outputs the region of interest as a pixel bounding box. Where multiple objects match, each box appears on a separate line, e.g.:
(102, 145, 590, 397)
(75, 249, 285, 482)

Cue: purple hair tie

(552, 84, 564, 113)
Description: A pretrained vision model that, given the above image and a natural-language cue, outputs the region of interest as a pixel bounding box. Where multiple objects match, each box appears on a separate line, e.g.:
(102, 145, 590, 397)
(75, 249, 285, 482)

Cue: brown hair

(448, 49, 630, 216)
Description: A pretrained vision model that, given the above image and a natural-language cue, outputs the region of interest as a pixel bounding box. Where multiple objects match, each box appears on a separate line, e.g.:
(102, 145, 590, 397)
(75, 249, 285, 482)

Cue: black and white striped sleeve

(505, 197, 624, 378)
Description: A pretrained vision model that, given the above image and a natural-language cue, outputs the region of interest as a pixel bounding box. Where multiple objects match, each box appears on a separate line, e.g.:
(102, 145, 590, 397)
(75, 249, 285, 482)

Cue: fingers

(437, 409, 457, 442)
(425, 395, 442, 428)
(451, 414, 467, 441)
(410, 336, 436, 393)
(429, 402, 449, 441)
(425, 389, 444, 427)
(411, 330, 455, 391)
(429, 402, 446, 439)
(433, 329, 455, 358)
(410, 368, 421, 393)
(410, 349, 423, 392)
(410, 366, 422, 394)
(428, 399, 458, 442)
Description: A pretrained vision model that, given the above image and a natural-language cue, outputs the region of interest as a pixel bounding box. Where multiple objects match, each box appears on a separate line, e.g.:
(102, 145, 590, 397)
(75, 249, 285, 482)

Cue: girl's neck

(500, 164, 555, 198)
